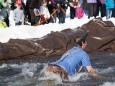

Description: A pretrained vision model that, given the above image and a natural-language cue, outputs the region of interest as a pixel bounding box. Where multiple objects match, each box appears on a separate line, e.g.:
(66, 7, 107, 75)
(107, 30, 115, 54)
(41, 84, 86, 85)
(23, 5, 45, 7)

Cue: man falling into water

(46, 32, 98, 82)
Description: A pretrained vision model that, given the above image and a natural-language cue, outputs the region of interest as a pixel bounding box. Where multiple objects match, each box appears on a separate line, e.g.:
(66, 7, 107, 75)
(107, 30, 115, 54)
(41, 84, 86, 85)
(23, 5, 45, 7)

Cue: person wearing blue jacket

(105, 0, 114, 19)
(47, 35, 98, 81)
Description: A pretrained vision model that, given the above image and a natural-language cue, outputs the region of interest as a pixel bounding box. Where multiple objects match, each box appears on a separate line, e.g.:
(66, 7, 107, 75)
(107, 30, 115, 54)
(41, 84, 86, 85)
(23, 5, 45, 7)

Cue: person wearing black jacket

(27, 0, 42, 25)
(57, 1, 68, 23)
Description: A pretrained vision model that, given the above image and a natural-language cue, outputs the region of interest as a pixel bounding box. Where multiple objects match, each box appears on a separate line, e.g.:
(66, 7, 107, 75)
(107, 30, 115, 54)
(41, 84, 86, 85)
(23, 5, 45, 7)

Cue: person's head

(48, 0, 51, 4)
(75, 0, 79, 2)
(72, 0, 75, 2)
(74, 29, 88, 49)
(16, 0, 22, 8)
(30, 0, 42, 9)
(42, 0, 47, 6)
(76, 36, 87, 49)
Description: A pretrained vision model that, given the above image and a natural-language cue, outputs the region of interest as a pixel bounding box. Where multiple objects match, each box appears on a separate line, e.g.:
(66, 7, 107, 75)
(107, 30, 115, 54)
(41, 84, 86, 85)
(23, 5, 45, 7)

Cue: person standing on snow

(13, 0, 24, 25)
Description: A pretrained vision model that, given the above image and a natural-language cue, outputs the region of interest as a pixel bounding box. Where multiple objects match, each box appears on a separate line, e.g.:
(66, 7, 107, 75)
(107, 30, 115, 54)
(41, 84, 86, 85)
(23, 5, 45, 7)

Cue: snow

(0, 12, 115, 43)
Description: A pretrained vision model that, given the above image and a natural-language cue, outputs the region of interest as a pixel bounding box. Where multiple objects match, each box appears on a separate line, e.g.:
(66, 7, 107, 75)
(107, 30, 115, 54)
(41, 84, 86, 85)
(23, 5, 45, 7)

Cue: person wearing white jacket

(39, 0, 50, 19)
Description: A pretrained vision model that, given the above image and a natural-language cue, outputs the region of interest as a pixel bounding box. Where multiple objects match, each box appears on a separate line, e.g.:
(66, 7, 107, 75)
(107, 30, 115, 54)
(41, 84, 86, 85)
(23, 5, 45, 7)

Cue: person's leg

(4, 17, 9, 27)
(61, 9, 66, 23)
(112, 6, 115, 17)
(106, 8, 110, 19)
(70, 8, 75, 19)
(100, 4, 106, 17)
(87, 3, 93, 19)
(29, 8, 36, 26)
(93, 3, 98, 18)
(109, 8, 113, 18)
(93, 3, 99, 18)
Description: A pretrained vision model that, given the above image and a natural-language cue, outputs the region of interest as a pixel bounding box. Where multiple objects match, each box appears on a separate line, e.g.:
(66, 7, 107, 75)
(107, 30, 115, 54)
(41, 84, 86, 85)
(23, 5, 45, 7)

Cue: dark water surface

(0, 52, 115, 86)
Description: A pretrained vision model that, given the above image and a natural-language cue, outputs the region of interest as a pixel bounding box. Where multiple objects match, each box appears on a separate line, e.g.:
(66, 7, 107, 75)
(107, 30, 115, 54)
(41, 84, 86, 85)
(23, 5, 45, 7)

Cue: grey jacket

(13, 8, 24, 23)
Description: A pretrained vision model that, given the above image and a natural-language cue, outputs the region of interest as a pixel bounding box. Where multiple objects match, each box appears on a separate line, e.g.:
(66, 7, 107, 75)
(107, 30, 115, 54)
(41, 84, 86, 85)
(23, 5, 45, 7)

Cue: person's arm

(13, 10, 17, 22)
(34, 8, 44, 16)
(69, 2, 74, 7)
(81, 51, 98, 78)
(20, 10, 24, 25)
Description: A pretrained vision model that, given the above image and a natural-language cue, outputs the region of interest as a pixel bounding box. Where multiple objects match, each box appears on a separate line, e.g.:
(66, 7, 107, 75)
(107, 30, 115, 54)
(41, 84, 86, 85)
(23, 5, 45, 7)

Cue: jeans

(106, 8, 113, 19)
(58, 8, 66, 23)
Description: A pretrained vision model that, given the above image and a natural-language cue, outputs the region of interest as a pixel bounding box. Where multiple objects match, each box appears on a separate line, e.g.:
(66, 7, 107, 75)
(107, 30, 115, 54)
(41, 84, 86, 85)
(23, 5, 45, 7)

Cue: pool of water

(0, 52, 115, 86)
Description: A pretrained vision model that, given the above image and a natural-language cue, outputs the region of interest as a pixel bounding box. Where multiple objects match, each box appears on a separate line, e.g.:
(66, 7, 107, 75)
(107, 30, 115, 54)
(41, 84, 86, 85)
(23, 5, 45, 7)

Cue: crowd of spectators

(0, 0, 115, 28)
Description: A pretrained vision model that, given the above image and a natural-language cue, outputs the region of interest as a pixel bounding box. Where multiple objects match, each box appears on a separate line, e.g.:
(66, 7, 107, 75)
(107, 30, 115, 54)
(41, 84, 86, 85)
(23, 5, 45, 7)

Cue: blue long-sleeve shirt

(50, 46, 91, 76)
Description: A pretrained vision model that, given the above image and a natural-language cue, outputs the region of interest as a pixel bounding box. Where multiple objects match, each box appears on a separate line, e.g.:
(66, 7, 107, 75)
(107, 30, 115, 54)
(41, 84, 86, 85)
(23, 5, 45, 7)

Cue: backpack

(75, 7, 84, 19)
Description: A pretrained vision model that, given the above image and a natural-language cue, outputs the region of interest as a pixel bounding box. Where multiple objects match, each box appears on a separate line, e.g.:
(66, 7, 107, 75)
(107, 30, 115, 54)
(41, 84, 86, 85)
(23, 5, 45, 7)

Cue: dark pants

(87, 3, 97, 18)
(70, 7, 75, 19)
(112, 6, 115, 18)
(29, 8, 40, 26)
(4, 17, 9, 27)
(94, 3, 106, 18)
(58, 8, 66, 23)
(15, 21, 22, 25)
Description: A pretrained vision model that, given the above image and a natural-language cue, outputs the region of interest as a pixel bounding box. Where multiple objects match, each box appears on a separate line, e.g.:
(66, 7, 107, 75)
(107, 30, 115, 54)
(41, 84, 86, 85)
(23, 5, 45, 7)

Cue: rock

(82, 18, 115, 52)
(0, 18, 115, 61)
(0, 29, 87, 60)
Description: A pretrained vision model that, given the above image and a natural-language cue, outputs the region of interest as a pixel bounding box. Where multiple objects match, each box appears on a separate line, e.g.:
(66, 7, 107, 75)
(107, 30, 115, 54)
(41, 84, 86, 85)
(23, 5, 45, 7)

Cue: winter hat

(16, 0, 22, 5)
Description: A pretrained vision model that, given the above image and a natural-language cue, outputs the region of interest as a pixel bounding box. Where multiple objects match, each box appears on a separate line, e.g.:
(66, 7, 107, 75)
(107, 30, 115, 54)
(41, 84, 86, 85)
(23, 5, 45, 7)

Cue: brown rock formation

(82, 18, 115, 52)
(0, 18, 115, 61)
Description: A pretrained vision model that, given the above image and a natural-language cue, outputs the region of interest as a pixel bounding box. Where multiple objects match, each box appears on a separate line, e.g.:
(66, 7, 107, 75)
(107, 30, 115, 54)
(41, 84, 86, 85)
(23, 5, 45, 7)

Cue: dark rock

(0, 29, 87, 60)
(82, 18, 115, 52)
(0, 18, 115, 61)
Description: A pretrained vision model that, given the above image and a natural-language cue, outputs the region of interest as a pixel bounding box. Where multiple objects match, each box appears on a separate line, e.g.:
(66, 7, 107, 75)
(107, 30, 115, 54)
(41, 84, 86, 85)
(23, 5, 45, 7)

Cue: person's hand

(69, 2, 73, 7)
(40, 14, 44, 16)
(88, 70, 99, 78)
(74, 6, 77, 8)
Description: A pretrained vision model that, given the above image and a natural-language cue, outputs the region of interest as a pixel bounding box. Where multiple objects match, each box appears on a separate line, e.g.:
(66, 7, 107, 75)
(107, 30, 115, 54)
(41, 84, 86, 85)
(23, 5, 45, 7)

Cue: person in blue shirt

(47, 36, 98, 81)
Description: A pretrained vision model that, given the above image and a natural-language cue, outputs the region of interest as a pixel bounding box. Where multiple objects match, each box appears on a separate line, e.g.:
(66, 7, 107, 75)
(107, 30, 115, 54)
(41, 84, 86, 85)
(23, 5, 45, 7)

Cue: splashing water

(0, 52, 115, 86)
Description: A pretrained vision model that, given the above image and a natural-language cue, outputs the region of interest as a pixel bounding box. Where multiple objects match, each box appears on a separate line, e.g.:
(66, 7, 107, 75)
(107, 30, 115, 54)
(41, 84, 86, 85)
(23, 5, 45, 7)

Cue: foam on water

(100, 82, 115, 86)
(99, 66, 115, 74)
(0, 61, 115, 86)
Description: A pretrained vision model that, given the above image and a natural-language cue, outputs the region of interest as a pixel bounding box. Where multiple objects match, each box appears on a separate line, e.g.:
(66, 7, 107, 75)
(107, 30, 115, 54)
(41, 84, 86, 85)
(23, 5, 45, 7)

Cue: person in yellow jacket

(0, 16, 7, 28)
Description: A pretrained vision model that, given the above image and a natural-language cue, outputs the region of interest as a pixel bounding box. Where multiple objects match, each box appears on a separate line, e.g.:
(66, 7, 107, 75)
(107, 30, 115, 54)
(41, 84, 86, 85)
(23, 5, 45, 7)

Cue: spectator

(94, 0, 106, 18)
(40, 0, 50, 19)
(86, 0, 97, 19)
(112, 0, 115, 18)
(69, 0, 81, 19)
(25, 0, 33, 23)
(0, 0, 12, 27)
(47, 0, 57, 23)
(29, 0, 42, 25)
(0, 16, 7, 28)
(13, 0, 24, 25)
(105, 0, 114, 20)
(9, 5, 15, 26)
(69, 0, 76, 19)
(57, 0, 68, 23)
